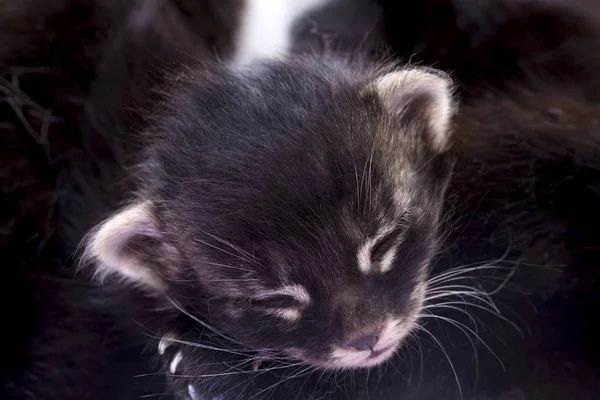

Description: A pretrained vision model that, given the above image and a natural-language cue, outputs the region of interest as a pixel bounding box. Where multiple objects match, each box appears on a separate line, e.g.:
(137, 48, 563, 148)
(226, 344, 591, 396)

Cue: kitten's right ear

(82, 201, 178, 291)
(374, 68, 456, 152)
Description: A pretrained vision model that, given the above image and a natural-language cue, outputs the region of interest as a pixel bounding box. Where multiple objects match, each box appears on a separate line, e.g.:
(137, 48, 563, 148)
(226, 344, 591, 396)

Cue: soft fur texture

(377, 0, 600, 95)
(84, 56, 455, 372)
(1, 0, 235, 398)
(2, 0, 600, 399)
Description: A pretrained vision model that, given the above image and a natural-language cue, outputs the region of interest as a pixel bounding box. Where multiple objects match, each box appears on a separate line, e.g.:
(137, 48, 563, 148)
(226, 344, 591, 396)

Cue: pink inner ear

(127, 219, 162, 240)
(114, 222, 160, 257)
(375, 69, 454, 152)
(87, 203, 171, 289)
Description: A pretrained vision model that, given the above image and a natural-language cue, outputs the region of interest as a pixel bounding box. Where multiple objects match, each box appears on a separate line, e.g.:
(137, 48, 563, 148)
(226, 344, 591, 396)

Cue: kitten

(85, 38, 455, 372)
(74, 1, 458, 398)
(80, 1, 600, 400)
(4, 0, 600, 399)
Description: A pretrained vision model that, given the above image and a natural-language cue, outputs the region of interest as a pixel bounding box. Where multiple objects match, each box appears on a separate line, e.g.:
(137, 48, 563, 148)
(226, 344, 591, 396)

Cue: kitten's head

(83, 59, 455, 370)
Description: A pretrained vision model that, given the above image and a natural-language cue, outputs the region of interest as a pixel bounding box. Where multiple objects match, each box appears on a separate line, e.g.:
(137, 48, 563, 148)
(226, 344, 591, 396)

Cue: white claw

(188, 384, 201, 400)
(158, 332, 177, 355)
(169, 351, 183, 374)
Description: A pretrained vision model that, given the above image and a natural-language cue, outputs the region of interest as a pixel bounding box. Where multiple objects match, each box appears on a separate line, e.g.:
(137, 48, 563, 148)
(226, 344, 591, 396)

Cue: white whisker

(424, 301, 523, 337)
(414, 325, 463, 400)
(420, 312, 505, 371)
(247, 365, 316, 400)
(198, 229, 256, 261)
(170, 361, 306, 379)
(424, 290, 499, 313)
(166, 296, 256, 349)
(419, 312, 480, 378)
(428, 264, 514, 285)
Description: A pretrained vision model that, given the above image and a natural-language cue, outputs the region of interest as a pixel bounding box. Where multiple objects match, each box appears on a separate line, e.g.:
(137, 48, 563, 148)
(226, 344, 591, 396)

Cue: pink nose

(345, 328, 381, 351)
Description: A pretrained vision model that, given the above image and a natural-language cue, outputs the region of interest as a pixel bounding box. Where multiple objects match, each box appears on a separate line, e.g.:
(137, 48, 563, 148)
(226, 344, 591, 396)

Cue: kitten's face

(197, 208, 438, 370)
(88, 60, 454, 370)
(165, 173, 442, 369)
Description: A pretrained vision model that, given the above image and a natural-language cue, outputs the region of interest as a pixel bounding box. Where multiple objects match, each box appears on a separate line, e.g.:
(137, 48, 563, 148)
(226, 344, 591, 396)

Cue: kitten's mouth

(329, 342, 398, 369)
(369, 345, 394, 359)
(285, 341, 399, 370)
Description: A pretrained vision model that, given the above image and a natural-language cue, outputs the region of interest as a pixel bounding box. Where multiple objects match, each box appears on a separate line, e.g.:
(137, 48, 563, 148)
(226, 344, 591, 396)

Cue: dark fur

(128, 54, 451, 365)
(377, 0, 600, 95)
(3, 0, 600, 399)
(1, 0, 235, 398)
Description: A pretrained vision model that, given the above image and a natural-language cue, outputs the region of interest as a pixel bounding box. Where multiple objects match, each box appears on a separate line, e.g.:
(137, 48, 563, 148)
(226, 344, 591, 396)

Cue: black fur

(3, 0, 600, 399)
(122, 55, 451, 364)
(377, 0, 600, 95)
(0, 0, 234, 398)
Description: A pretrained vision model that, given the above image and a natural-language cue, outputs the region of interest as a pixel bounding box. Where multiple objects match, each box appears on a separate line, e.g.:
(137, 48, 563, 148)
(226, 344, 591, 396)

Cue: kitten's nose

(346, 328, 382, 352)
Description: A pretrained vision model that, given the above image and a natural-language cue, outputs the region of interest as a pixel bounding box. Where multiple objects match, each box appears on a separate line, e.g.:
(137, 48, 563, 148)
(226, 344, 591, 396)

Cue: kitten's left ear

(374, 68, 456, 152)
(82, 201, 179, 292)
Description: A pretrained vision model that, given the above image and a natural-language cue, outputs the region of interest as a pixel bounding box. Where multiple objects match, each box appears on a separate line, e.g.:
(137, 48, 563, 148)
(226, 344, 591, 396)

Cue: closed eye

(248, 296, 304, 322)
(249, 295, 300, 309)
(370, 226, 405, 264)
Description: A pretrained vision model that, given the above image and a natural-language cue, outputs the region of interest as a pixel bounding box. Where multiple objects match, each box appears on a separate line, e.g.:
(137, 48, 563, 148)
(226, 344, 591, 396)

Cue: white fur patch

(356, 227, 399, 274)
(257, 284, 311, 321)
(357, 237, 376, 273)
(232, 0, 333, 65)
(379, 247, 397, 273)
(260, 284, 311, 304)
(265, 307, 302, 322)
